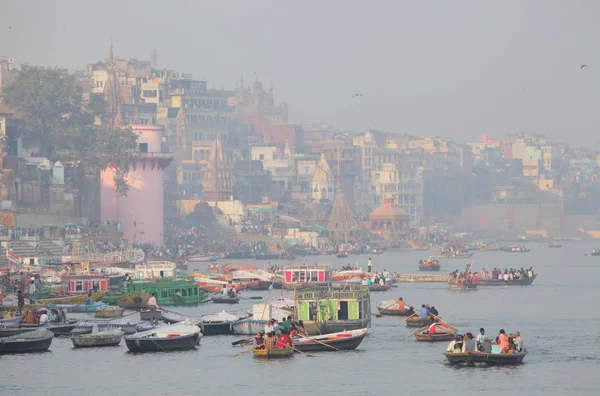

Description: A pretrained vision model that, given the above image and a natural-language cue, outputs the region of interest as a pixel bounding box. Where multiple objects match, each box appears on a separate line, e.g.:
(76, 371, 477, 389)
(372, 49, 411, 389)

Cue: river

(2, 242, 599, 395)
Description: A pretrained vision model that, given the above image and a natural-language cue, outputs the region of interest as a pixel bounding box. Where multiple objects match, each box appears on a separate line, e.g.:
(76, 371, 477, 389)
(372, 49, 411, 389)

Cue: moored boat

(478, 275, 536, 286)
(293, 328, 368, 352)
(36, 291, 106, 305)
(431, 253, 473, 259)
(71, 329, 125, 348)
(188, 255, 220, 262)
(232, 318, 266, 335)
(95, 306, 124, 318)
(124, 323, 201, 352)
(116, 292, 150, 309)
(0, 315, 23, 328)
(336, 251, 348, 258)
(211, 295, 240, 304)
(253, 346, 294, 359)
(548, 242, 562, 248)
(198, 311, 251, 335)
(0, 329, 54, 353)
(414, 331, 456, 342)
(0, 327, 36, 337)
(443, 350, 528, 365)
(406, 316, 434, 328)
(46, 302, 108, 313)
(368, 284, 391, 292)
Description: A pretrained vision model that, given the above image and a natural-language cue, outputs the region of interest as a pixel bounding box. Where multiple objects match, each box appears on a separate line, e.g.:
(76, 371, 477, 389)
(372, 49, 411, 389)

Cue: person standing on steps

(367, 258, 373, 273)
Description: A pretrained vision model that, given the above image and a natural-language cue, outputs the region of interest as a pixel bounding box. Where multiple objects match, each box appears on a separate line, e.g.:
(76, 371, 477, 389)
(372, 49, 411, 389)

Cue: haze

(1, 0, 598, 145)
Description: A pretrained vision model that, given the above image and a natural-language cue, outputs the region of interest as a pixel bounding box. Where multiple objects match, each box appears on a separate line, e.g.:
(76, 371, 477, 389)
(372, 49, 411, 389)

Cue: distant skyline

(1, 0, 599, 145)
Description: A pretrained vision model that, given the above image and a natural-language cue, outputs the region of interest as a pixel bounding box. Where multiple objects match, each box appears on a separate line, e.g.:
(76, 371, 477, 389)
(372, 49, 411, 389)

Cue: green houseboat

(125, 279, 206, 306)
(294, 286, 371, 335)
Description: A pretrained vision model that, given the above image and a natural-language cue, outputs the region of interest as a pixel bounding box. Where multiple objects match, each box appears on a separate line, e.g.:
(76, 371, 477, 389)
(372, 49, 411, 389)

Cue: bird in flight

(352, 93, 363, 98)
(581, 65, 588, 69)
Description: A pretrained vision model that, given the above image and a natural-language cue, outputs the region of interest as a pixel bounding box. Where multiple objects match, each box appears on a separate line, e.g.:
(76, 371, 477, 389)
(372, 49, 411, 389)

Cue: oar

(401, 325, 429, 342)
(394, 312, 417, 327)
(240, 296, 263, 300)
(232, 337, 253, 346)
(428, 313, 457, 332)
(232, 346, 254, 357)
(298, 334, 340, 351)
(289, 345, 314, 357)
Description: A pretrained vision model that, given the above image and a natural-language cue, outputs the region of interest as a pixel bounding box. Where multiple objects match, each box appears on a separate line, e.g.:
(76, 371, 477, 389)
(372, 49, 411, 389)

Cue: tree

(4, 65, 139, 195)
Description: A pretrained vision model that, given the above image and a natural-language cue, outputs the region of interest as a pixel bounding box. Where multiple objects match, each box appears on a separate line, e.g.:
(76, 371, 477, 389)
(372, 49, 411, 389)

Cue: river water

(2, 242, 599, 396)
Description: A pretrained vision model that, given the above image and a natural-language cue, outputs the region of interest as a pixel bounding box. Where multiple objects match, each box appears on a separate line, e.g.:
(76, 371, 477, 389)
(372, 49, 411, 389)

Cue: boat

(116, 293, 150, 309)
(46, 322, 79, 336)
(232, 318, 266, 335)
(336, 251, 348, 258)
(232, 302, 292, 335)
(591, 249, 600, 256)
(70, 321, 137, 335)
(419, 257, 440, 272)
(211, 295, 240, 304)
(95, 306, 124, 318)
(394, 274, 450, 283)
(294, 286, 371, 335)
(0, 315, 23, 328)
(293, 328, 368, 352)
(46, 302, 108, 313)
(140, 308, 165, 321)
(548, 242, 562, 248)
(124, 322, 201, 352)
(431, 253, 473, 259)
(368, 284, 391, 292)
(443, 350, 528, 365)
(504, 246, 530, 253)
(414, 331, 456, 342)
(0, 329, 54, 353)
(252, 346, 294, 359)
(478, 275, 536, 286)
(278, 263, 333, 290)
(376, 301, 410, 316)
(188, 255, 220, 262)
(198, 311, 251, 335)
(71, 329, 125, 348)
(448, 282, 478, 291)
(125, 278, 207, 306)
(36, 291, 106, 305)
(406, 316, 434, 328)
(0, 327, 36, 337)
(254, 251, 282, 260)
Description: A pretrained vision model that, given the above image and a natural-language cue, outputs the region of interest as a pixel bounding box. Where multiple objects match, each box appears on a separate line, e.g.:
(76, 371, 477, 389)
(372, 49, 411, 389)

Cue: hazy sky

(1, 1, 598, 145)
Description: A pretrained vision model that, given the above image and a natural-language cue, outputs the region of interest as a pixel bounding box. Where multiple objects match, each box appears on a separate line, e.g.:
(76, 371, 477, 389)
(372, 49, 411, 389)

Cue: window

(139, 143, 148, 153)
(375, 173, 380, 180)
(259, 154, 265, 161)
(161, 290, 167, 298)
(143, 90, 157, 98)
(75, 281, 83, 291)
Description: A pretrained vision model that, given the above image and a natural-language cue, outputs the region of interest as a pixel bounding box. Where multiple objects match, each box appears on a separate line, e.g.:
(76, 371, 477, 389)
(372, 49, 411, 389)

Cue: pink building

(101, 125, 172, 245)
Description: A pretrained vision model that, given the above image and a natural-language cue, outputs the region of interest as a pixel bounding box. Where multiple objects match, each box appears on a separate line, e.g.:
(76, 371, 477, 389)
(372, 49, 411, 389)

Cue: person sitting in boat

(419, 305, 429, 319)
(48, 309, 59, 323)
(275, 328, 292, 349)
(397, 297, 405, 311)
(406, 306, 415, 316)
(511, 332, 523, 352)
(227, 288, 236, 298)
(288, 323, 299, 338)
(58, 308, 67, 323)
(264, 331, 277, 350)
(222, 284, 228, 295)
(476, 328, 488, 351)
(502, 337, 516, 354)
(429, 306, 439, 317)
(446, 335, 463, 353)
(254, 332, 265, 349)
(494, 329, 509, 351)
(264, 320, 274, 334)
(295, 320, 307, 336)
(38, 309, 49, 325)
(16, 290, 24, 315)
(462, 333, 477, 352)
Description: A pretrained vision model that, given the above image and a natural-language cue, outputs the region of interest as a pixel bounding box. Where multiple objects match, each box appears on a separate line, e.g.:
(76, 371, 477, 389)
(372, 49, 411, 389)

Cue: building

(368, 198, 410, 240)
(100, 124, 172, 245)
(311, 154, 334, 202)
(202, 137, 234, 202)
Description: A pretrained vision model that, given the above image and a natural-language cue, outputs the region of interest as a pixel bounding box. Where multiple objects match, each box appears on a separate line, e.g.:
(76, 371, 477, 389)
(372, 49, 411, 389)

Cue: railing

(138, 152, 174, 159)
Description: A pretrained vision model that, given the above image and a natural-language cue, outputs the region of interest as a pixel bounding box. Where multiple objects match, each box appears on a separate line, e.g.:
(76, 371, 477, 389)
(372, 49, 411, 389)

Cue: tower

(202, 136, 234, 202)
(311, 153, 333, 202)
(328, 142, 359, 242)
(175, 103, 191, 162)
(103, 44, 123, 128)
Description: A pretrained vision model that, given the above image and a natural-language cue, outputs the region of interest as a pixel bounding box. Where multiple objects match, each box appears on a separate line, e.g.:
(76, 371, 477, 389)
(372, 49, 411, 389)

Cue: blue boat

(46, 303, 108, 313)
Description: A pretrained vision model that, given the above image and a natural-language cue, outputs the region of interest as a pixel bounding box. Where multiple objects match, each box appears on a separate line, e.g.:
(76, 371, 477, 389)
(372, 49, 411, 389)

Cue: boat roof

(283, 262, 333, 271)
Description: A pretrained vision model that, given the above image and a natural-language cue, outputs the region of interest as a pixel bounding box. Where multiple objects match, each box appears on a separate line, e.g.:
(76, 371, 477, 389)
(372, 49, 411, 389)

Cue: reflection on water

(2, 242, 600, 395)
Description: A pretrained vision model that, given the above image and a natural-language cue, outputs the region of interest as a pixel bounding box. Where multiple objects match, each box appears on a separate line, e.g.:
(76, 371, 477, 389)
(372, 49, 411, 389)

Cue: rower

(367, 257, 373, 273)
(255, 332, 265, 349)
(397, 297, 405, 311)
(419, 304, 429, 319)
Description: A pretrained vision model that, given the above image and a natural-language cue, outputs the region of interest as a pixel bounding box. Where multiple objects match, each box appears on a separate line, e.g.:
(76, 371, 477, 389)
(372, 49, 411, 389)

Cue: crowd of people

(446, 328, 524, 354)
(479, 267, 535, 281)
(254, 315, 306, 350)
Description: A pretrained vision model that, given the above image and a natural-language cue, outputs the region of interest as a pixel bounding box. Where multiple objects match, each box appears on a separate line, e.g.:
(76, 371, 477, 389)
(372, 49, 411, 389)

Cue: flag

(7, 250, 21, 264)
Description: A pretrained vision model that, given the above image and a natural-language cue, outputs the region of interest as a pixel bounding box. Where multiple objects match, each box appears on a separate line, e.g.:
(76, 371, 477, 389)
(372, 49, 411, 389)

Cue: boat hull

(125, 332, 200, 352)
(419, 266, 441, 272)
(415, 332, 456, 342)
(377, 306, 410, 316)
(444, 351, 527, 365)
(95, 307, 124, 318)
(406, 317, 434, 328)
(448, 283, 478, 291)
(294, 329, 367, 352)
(140, 309, 165, 321)
(71, 331, 124, 348)
(198, 322, 233, 336)
(46, 303, 107, 313)
(0, 327, 36, 337)
(211, 296, 240, 304)
(0, 329, 54, 353)
(368, 285, 391, 292)
(253, 347, 293, 358)
(478, 275, 536, 286)
(232, 319, 266, 335)
(116, 293, 150, 309)
(0, 315, 23, 328)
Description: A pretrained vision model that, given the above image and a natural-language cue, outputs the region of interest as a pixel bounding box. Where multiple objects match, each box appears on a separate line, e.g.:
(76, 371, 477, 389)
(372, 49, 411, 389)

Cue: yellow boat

(252, 347, 294, 359)
(37, 291, 106, 305)
(94, 306, 124, 318)
(116, 292, 150, 310)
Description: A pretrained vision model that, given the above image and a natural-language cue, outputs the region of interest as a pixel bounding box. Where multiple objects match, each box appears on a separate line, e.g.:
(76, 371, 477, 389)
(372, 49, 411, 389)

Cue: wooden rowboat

(415, 331, 456, 342)
(376, 301, 410, 316)
(117, 292, 150, 309)
(95, 306, 124, 318)
(71, 330, 125, 348)
(418, 264, 441, 272)
(448, 283, 478, 291)
(252, 346, 294, 359)
(0, 329, 54, 353)
(406, 316, 434, 328)
(293, 328, 368, 352)
(37, 292, 106, 305)
(443, 350, 528, 365)
(477, 275, 536, 286)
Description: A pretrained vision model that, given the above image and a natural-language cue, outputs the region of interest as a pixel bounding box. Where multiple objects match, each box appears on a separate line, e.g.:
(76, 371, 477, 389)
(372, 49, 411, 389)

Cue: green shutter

(329, 300, 338, 320)
(319, 301, 329, 321)
(299, 302, 310, 321)
(348, 301, 359, 320)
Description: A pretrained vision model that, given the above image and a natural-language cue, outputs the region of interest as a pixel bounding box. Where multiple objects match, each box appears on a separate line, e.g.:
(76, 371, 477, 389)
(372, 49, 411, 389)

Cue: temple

(368, 198, 410, 240)
(202, 136, 234, 202)
(103, 44, 123, 128)
(311, 153, 334, 202)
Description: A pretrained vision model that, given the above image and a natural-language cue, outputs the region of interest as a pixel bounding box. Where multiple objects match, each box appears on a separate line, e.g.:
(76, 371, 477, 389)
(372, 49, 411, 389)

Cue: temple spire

(175, 103, 190, 162)
(104, 43, 123, 128)
(202, 136, 234, 202)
